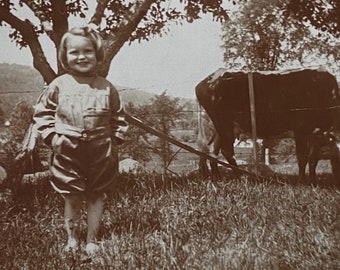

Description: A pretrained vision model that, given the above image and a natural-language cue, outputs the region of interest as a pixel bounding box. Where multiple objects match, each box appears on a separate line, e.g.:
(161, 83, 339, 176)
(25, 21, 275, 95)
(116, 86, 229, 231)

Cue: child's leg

(64, 194, 83, 249)
(86, 192, 104, 244)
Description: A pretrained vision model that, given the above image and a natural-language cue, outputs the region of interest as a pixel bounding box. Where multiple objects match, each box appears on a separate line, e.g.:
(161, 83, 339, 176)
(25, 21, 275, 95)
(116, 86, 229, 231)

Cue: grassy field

(0, 171, 339, 269)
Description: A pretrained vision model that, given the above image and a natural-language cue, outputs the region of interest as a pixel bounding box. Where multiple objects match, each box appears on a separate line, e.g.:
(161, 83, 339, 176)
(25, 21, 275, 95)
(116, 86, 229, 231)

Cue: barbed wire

(0, 79, 198, 95)
(0, 90, 42, 94)
(117, 80, 196, 93)
(0, 89, 137, 94)
(4, 98, 339, 115)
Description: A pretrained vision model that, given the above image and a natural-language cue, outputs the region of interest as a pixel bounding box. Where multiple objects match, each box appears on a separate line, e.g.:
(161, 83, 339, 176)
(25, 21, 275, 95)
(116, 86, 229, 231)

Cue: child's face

(65, 35, 97, 75)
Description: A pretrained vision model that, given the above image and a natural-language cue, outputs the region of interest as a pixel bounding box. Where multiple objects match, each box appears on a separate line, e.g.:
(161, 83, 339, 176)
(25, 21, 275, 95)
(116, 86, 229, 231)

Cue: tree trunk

(0, 7, 57, 83)
(96, 0, 156, 77)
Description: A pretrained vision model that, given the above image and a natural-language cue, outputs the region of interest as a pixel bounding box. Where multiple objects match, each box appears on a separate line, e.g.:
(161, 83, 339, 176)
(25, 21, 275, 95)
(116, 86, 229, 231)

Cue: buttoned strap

(55, 123, 112, 141)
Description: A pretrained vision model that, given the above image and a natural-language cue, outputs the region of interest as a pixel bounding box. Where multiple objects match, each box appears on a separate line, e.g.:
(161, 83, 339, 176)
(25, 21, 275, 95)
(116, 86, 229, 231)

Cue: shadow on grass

(1, 164, 338, 213)
(0, 168, 339, 269)
(184, 163, 339, 189)
(1, 165, 338, 238)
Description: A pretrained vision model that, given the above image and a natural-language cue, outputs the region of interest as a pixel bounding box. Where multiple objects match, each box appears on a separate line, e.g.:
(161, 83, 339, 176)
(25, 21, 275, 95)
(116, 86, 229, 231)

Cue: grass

(0, 172, 339, 269)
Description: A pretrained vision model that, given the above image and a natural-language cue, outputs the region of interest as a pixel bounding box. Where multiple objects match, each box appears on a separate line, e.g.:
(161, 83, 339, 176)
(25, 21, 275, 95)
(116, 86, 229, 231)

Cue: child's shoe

(63, 238, 78, 253)
(85, 242, 100, 256)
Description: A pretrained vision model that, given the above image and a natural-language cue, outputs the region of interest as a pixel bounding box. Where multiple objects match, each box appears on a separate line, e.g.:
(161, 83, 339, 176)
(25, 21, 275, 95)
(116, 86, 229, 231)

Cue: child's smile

(66, 35, 98, 75)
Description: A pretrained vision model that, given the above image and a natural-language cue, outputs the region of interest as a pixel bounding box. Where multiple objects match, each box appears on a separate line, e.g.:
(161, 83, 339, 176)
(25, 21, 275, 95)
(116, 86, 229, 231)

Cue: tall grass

(0, 173, 339, 269)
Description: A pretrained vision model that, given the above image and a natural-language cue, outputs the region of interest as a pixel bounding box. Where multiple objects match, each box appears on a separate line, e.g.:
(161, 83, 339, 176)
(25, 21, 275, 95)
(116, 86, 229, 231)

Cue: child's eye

(68, 50, 78, 55)
(85, 48, 95, 53)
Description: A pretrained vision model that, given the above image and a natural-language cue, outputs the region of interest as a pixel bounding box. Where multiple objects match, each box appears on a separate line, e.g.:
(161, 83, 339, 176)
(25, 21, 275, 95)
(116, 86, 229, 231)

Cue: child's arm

(33, 86, 58, 147)
(110, 87, 129, 145)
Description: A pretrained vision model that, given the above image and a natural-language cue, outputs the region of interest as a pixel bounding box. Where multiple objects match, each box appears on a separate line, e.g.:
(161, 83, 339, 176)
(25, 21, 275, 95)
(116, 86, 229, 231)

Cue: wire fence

(142, 142, 334, 176)
(147, 108, 339, 178)
(0, 91, 338, 176)
(126, 110, 337, 176)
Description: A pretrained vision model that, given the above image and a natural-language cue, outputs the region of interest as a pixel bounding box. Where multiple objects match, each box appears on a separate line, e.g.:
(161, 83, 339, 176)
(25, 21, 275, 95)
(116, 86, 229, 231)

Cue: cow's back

(196, 69, 340, 138)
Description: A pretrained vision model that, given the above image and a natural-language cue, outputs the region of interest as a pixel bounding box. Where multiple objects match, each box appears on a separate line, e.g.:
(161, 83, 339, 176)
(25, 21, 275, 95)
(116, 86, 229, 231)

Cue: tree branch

(97, 0, 156, 77)
(89, 0, 110, 26)
(21, 0, 53, 32)
(0, 7, 57, 83)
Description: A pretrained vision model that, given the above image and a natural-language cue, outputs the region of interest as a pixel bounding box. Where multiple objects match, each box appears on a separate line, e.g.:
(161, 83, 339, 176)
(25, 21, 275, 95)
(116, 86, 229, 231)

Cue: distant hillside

(117, 87, 155, 107)
(0, 63, 194, 118)
(0, 63, 44, 118)
(0, 63, 44, 93)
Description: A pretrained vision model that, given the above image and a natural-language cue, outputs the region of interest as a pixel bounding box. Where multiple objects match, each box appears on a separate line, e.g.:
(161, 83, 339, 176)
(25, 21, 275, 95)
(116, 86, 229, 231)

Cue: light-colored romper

(34, 74, 128, 194)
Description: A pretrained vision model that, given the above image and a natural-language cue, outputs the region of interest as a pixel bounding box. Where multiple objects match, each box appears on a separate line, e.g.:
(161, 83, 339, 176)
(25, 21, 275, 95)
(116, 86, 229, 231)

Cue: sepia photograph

(0, 0, 339, 269)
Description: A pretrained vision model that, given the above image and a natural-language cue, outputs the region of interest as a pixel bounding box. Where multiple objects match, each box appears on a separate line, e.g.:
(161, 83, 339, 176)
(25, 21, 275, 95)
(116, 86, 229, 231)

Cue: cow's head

(309, 128, 339, 160)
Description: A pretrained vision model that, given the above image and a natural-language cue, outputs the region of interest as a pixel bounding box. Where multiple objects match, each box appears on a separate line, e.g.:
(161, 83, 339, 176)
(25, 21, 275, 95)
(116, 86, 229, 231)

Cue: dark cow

(197, 109, 245, 178)
(195, 68, 340, 182)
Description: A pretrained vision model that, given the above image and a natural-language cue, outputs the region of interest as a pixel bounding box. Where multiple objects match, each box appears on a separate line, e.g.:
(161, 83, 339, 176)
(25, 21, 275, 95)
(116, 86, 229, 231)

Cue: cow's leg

(217, 132, 236, 168)
(199, 157, 209, 177)
(209, 160, 221, 180)
(220, 148, 239, 179)
(294, 132, 308, 182)
(218, 127, 239, 178)
(307, 138, 318, 184)
(328, 140, 340, 184)
(330, 156, 340, 184)
(308, 156, 318, 184)
(224, 153, 237, 167)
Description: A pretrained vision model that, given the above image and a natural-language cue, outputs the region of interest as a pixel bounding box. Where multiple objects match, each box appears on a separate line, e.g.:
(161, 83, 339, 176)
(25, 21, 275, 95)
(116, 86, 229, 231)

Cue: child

(33, 26, 128, 255)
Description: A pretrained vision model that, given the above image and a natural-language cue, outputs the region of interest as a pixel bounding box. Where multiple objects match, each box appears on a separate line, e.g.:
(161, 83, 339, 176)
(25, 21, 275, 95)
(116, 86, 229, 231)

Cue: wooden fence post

(248, 72, 258, 173)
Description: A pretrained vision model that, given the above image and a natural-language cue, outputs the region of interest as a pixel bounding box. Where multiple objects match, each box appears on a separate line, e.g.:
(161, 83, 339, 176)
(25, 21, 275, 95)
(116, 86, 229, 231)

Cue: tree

(123, 101, 153, 164)
(0, 0, 229, 83)
(145, 91, 183, 174)
(222, 0, 340, 72)
(119, 94, 185, 172)
(286, 0, 340, 38)
(0, 0, 337, 84)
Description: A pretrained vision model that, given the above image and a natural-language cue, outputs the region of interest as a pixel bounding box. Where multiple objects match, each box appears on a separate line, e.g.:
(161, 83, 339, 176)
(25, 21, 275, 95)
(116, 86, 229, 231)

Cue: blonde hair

(58, 26, 104, 71)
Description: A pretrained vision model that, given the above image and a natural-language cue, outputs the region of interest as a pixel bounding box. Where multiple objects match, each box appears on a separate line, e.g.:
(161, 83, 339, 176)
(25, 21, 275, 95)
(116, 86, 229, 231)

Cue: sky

(0, 5, 226, 99)
(109, 19, 225, 98)
(1, 2, 339, 100)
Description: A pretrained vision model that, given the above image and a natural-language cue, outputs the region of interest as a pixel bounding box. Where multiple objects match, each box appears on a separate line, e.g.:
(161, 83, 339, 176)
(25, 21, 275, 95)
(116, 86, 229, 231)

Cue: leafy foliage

(0, 0, 338, 81)
(287, 0, 340, 38)
(222, 0, 340, 72)
(122, 102, 153, 164)
(144, 91, 184, 174)
(0, 0, 231, 82)
(122, 91, 184, 173)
